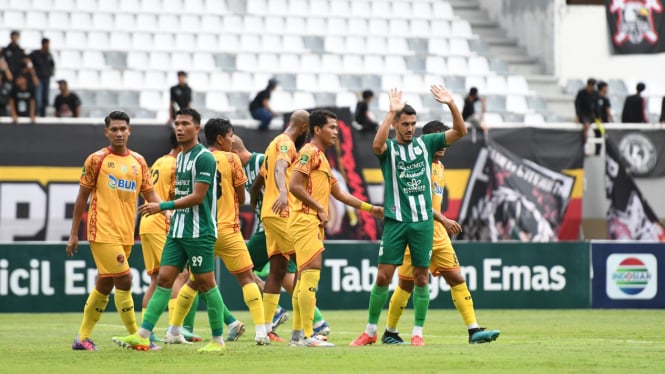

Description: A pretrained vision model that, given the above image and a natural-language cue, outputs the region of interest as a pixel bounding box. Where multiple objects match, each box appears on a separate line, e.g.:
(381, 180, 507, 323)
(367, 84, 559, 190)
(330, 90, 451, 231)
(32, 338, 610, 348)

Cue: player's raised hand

(430, 84, 453, 105)
(388, 88, 405, 113)
(66, 235, 79, 256)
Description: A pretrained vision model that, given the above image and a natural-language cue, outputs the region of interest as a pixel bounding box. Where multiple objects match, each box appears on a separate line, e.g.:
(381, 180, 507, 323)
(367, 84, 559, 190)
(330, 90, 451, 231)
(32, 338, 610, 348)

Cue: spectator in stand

(54, 80, 81, 118)
(0, 31, 25, 79)
(574, 78, 598, 144)
(462, 87, 486, 131)
(355, 90, 379, 133)
(167, 71, 192, 124)
(249, 78, 278, 131)
(0, 55, 14, 83)
(17, 56, 40, 93)
(596, 81, 614, 123)
(29, 38, 55, 117)
(621, 82, 648, 123)
(0, 70, 12, 117)
(9, 74, 35, 123)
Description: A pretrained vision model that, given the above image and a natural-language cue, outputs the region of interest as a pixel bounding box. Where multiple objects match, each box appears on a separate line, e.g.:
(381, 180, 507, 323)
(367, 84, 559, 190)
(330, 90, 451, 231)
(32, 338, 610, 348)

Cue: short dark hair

(169, 130, 178, 149)
(587, 78, 597, 86)
(104, 111, 130, 127)
(175, 108, 201, 125)
(469, 87, 478, 96)
(309, 109, 337, 133)
(204, 118, 234, 146)
(177, 71, 187, 77)
(10, 30, 19, 37)
(41, 38, 50, 45)
(396, 104, 416, 119)
(422, 120, 449, 135)
(362, 90, 374, 100)
(597, 81, 608, 91)
(637, 82, 646, 92)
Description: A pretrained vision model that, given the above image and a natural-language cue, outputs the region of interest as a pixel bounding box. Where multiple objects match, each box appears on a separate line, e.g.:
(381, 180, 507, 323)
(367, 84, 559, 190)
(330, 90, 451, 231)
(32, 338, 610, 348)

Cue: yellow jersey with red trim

(289, 143, 338, 216)
(213, 150, 248, 232)
(139, 153, 176, 235)
(432, 161, 447, 243)
(80, 147, 153, 244)
(260, 133, 297, 219)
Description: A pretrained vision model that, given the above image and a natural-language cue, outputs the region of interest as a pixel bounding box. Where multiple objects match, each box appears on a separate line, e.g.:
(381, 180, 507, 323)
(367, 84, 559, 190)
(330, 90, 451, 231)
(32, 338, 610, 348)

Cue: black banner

(606, 0, 665, 54)
(605, 138, 665, 240)
(606, 128, 665, 177)
(459, 140, 576, 242)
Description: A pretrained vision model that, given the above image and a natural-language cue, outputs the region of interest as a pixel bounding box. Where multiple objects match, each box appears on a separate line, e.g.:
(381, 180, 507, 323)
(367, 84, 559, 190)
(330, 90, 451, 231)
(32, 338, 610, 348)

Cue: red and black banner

(458, 140, 577, 242)
(605, 138, 665, 240)
(606, 0, 665, 54)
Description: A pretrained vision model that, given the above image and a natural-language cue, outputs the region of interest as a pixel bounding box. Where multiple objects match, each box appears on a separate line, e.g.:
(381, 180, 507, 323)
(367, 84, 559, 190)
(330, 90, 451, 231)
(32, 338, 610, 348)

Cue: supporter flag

(605, 138, 665, 240)
(606, 0, 665, 54)
(458, 141, 575, 242)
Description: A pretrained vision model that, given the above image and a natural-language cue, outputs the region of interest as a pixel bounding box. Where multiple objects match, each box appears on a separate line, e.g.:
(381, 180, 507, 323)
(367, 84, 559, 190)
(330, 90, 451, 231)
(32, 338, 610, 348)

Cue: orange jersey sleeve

(290, 143, 337, 216)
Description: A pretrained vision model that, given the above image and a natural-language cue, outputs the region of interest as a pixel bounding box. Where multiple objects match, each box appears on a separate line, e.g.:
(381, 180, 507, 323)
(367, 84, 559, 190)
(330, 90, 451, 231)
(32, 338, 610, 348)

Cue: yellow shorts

(90, 242, 132, 278)
(214, 230, 254, 274)
(140, 233, 165, 275)
(289, 213, 325, 271)
(262, 216, 294, 258)
(398, 240, 459, 280)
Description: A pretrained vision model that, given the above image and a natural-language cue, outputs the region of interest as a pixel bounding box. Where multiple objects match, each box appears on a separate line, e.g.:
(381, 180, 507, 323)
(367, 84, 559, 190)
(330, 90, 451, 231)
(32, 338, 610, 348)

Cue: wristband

(360, 202, 373, 212)
(159, 201, 175, 211)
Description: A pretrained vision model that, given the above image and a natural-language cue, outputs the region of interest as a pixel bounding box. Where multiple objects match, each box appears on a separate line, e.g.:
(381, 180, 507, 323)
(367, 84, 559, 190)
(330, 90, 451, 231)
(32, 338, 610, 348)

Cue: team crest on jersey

(116, 254, 125, 264)
(121, 165, 128, 174)
(299, 154, 309, 165)
(279, 145, 288, 153)
(609, 0, 664, 45)
(131, 165, 139, 175)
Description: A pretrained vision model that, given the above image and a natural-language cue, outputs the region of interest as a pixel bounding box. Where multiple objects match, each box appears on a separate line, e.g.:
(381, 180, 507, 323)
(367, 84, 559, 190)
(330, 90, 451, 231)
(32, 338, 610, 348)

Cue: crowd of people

(65, 86, 500, 353)
(0, 30, 81, 122)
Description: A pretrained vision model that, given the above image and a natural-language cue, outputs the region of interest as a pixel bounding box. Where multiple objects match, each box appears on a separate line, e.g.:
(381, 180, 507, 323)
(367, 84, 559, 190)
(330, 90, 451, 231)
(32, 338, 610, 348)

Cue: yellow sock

(451, 283, 477, 327)
(171, 284, 197, 327)
(114, 289, 137, 334)
(387, 285, 411, 331)
(242, 283, 266, 331)
(167, 299, 177, 325)
(263, 293, 280, 330)
(78, 288, 109, 340)
(299, 270, 320, 338)
(291, 280, 302, 332)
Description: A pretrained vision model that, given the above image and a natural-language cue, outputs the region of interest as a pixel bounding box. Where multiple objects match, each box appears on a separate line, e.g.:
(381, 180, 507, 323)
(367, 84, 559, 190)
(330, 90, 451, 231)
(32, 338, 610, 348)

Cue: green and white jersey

(170, 143, 218, 239)
(378, 133, 447, 222)
(244, 152, 265, 232)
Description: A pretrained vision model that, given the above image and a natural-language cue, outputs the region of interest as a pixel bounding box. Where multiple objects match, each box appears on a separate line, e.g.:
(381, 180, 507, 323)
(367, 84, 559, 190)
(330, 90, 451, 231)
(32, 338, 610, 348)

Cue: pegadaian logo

(606, 254, 657, 299)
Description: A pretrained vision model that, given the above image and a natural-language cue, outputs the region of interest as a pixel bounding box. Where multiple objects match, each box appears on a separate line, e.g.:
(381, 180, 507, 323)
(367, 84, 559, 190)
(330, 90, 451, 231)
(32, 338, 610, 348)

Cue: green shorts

(247, 229, 297, 274)
(379, 218, 433, 268)
(161, 236, 216, 274)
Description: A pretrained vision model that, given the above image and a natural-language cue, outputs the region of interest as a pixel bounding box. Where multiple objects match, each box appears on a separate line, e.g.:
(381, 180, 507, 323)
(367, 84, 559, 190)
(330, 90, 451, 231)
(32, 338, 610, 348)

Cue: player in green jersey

(351, 85, 467, 347)
(112, 108, 228, 354)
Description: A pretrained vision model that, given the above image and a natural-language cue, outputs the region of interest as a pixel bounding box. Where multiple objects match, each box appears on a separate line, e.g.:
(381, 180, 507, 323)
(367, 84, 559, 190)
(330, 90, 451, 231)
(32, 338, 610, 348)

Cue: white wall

(555, 3, 665, 84)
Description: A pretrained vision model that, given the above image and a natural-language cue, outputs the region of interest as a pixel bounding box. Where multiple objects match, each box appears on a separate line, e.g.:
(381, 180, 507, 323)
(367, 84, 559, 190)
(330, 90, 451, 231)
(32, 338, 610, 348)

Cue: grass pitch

(1, 309, 664, 373)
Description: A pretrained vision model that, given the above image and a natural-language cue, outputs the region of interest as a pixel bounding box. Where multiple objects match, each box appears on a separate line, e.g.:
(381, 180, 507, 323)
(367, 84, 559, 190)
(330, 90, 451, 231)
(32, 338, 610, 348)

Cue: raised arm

(372, 88, 404, 155)
(430, 84, 467, 146)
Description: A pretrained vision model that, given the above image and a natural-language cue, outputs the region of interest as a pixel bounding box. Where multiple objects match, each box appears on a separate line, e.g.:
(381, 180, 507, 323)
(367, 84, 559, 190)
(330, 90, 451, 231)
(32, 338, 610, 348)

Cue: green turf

(2, 309, 664, 373)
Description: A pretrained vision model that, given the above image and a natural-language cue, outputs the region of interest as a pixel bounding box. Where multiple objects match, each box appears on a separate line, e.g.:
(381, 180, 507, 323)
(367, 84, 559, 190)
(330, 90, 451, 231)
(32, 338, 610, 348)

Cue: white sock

(411, 326, 423, 337)
(264, 323, 273, 334)
(386, 327, 398, 333)
(228, 320, 240, 329)
(366, 323, 377, 336)
(138, 327, 151, 339)
(213, 336, 224, 344)
(468, 323, 480, 329)
(255, 324, 267, 338)
(169, 325, 181, 336)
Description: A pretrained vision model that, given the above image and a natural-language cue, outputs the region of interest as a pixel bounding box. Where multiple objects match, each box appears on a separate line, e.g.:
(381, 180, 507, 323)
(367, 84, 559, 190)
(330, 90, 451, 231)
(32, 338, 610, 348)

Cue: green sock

(141, 286, 171, 331)
(200, 286, 225, 337)
(367, 285, 389, 324)
(183, 293, 199, 330)
(413, 285, 430, 328)
(223, 301, 236, 325)
(313, 307, 324, 324)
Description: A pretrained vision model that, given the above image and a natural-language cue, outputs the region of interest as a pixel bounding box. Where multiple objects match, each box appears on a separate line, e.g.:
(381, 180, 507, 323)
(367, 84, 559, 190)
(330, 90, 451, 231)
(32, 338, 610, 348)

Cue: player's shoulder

(128, 149, 147, 162)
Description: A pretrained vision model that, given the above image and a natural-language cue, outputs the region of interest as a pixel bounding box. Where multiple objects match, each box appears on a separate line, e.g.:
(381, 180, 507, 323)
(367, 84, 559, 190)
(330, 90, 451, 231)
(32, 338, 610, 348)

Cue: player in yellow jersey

(288, 109, 383, 347)
(168, 118, 270, 345)
(66, 111, 164, 351)
(384, 120, 500, 345)
(251, 110, 310, 337)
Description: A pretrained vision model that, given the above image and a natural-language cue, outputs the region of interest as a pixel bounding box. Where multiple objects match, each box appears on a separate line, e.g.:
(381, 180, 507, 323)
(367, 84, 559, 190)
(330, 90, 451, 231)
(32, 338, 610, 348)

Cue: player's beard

(294, 131, 308, 150)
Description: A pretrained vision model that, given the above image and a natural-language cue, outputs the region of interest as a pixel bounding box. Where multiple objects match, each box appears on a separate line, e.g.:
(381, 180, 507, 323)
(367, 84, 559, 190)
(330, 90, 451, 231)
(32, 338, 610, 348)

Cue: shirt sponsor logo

(107, 174, 137, 192)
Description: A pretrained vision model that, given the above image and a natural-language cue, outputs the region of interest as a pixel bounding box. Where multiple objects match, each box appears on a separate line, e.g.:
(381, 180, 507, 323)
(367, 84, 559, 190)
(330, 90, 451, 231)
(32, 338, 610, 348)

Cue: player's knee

(442, 271, 465, 287)
(112, 273, 133, 291)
